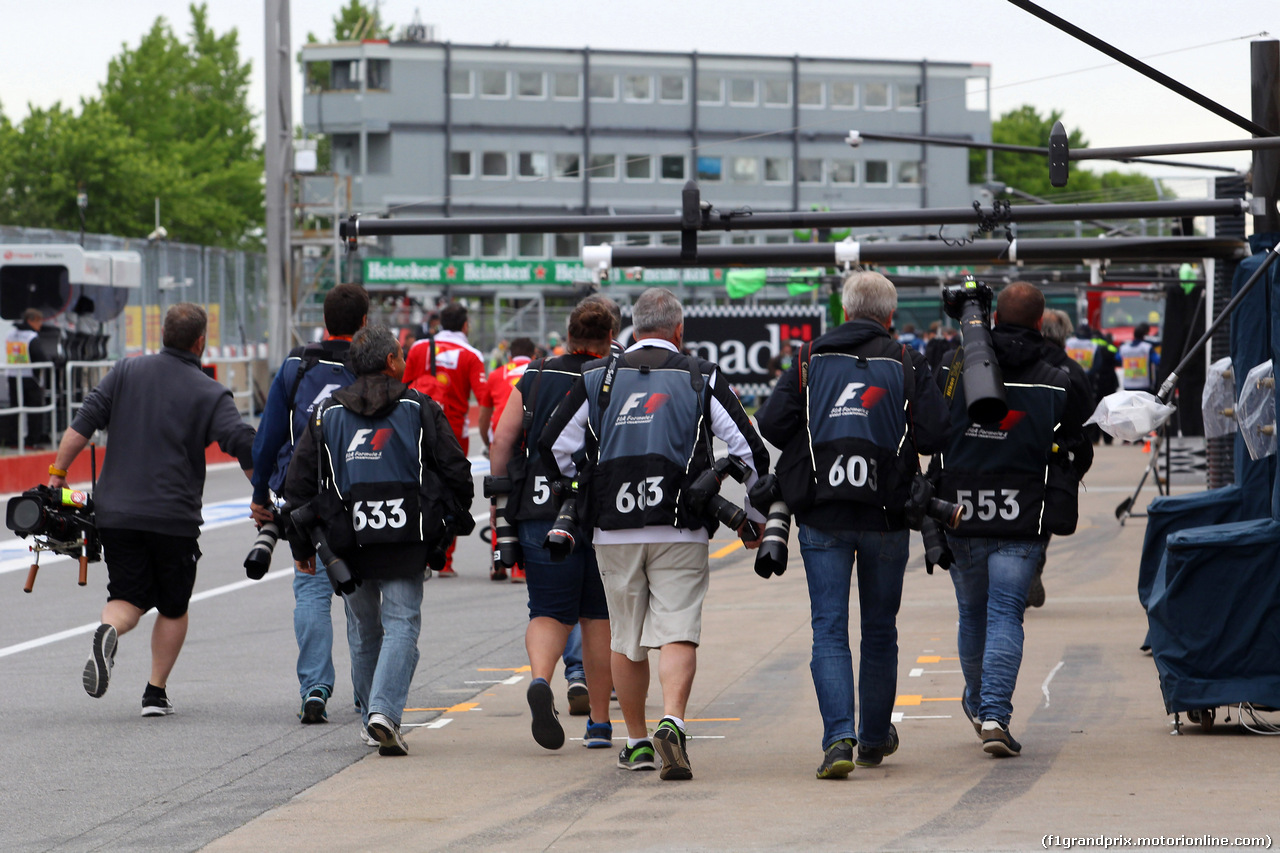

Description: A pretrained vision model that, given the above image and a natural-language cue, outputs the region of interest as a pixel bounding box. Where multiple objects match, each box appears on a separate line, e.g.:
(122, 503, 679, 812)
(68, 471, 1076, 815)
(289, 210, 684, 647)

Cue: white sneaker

(367, 712, 408, 756)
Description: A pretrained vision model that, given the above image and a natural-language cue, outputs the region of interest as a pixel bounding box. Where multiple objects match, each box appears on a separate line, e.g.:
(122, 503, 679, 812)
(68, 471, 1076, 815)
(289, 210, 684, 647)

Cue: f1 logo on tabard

(347, 428, 394, 453)
(619, 392, 670, 416)
(833, 383, 887, 409)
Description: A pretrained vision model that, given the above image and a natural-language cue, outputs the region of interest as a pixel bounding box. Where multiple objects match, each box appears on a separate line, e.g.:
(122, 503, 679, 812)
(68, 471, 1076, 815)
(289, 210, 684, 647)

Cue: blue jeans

(798, 524, 908, 750)
(946, 536, 1046, 727)
(294, 562, 336, 698)
(563, 623, 584, 683)
(343, 574, 425, 728)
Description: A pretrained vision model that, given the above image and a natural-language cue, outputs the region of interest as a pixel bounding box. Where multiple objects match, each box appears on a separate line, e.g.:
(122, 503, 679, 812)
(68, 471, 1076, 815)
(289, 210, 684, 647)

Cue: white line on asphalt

(501, 674, 525, 685)
(891, 712, 904, 723)
(426, 718, 453, 729)
(464, 679, 507, 684)
(0, 568, 290, 660)
(1041, 660, 1065, 708)
(901, 715, 953, 720)
(908, 668, 923, 677)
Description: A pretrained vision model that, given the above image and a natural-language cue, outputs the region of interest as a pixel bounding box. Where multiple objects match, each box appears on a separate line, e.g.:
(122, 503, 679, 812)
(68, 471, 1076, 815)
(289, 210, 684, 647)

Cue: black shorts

(101, 528, 202, 618)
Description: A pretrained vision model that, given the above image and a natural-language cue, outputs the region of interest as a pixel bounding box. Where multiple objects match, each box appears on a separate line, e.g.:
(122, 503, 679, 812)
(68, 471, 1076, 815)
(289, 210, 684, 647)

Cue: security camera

(147, 226, 168, 242)
(845, 131, 862, 148)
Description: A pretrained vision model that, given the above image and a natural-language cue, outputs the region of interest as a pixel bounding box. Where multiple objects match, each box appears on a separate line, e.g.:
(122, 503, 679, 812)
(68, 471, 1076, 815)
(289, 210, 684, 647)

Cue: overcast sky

(2, 0, 1276, 191)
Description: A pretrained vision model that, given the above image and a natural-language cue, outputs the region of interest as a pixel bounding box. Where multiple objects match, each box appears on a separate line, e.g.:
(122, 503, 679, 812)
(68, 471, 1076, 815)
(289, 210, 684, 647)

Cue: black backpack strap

(426, 333, 436, 376)
(519, 357, 548, 452)
(287, 343, 326, 416)
(595, 354, 620, 412)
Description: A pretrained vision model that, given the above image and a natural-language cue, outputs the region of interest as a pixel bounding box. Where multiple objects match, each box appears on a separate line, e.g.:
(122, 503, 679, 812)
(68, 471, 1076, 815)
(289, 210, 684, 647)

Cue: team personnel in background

(5, 307, 56, 446)
(479, 336, 536, 581)
(403, 302, 485, 577)
(1119, 322, 1159, 394)
(925, 323, 960, 374)
(249, 283, 367, 723)
(541, 287, 769, 781)
(932, 283, 1091, 757)
(1087, 326, 1120, 445)
(49, 303, 255, 716)
(757, 271, 949, 779)
(489, 300, 620, 752)
(284, 325, 473, 755)
(896, 323, 925, 353)
(1031, 307, 1096, 609)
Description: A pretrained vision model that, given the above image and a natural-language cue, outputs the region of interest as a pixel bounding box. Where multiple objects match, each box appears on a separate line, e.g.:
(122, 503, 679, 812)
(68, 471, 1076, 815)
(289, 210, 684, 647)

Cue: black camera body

(686, 455, 751, 531)
(483, 475, 521, 569)
(289, 502, 360, 596)
(6, 485, 101, 561)
(902, 474, 961, 574)
(244, 508, 281, 580)
(942, 275, 1008, 424)
(543, 478, 582, 562)
(746, 473, 791, 578)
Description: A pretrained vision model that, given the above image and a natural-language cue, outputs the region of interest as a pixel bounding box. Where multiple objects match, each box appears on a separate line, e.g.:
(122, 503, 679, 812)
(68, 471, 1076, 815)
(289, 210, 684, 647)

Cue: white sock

(982, 720, 1001, 731)
(664, 715, 686, 732)
(627, 736, 650, 748)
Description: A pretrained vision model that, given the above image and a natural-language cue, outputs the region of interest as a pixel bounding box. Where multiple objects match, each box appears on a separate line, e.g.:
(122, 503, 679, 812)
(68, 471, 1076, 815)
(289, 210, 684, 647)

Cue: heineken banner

(620, 304, 827, 396)
(363, 257, 732, 287)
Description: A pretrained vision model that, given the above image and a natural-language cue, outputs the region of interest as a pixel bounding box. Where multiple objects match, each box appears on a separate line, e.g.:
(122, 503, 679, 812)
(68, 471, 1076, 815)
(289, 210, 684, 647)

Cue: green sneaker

(816, 739, 854, 779)
(617, 740, 656, 771)
(855, 724, 899, 768)
(653, 719, 692, 781)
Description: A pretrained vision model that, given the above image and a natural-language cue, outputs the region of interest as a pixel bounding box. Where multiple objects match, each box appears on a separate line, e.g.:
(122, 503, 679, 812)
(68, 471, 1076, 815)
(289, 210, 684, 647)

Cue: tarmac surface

(199, 444, 1274, 853)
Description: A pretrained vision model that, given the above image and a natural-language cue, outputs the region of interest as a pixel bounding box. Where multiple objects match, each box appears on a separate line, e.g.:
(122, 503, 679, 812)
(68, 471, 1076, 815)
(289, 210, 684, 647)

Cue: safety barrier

(0, 363, 58, 450)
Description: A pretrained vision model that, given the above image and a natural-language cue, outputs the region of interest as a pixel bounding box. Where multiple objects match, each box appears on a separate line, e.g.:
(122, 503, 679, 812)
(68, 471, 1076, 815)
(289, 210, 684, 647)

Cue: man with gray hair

(284, 324, 473, 755)
(757, 270, 949, 778)
(540, 287, 769, 780)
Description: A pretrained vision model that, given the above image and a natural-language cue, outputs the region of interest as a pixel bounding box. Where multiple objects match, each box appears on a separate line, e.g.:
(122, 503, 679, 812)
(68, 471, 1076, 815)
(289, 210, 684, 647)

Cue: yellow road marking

(915, 655, 959, 663)
(609, 718, 742, 724)
(403, 702, 480, 713)
(894, 695, 962, 706)
(476, 665, 532, 672)
(711, 540, 743, 559)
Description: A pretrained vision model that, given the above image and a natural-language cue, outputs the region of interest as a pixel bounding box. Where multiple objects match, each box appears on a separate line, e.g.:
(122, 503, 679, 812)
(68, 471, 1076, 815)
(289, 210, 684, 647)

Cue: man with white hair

(757, 270, 949, 779)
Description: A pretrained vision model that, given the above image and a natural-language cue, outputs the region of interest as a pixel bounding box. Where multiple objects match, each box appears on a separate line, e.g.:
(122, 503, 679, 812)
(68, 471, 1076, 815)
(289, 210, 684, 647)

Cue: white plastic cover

(1085, 389, 1177, 443)
(1201, 357, 1238, 440)
(1235, 360, 1276, 461)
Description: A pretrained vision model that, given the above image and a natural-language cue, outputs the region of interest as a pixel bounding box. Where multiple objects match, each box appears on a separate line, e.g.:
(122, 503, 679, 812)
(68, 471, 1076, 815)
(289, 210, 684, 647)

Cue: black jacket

(1042, 341, 1096, 480)
(283, 373, 474, 579)
(757, 319, 950, 532)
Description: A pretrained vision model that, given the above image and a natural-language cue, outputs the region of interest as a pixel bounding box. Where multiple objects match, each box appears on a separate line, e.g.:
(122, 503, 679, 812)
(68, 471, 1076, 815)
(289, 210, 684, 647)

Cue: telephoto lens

(942, 276, 1007, 424)
(747, 473, 791, 578)
(244, 517, 280, 580)
(290, 503, 359, 595)
(543, 479, 581, 562)
(483, 476, 522, 569)
(902, 473, 962, 531)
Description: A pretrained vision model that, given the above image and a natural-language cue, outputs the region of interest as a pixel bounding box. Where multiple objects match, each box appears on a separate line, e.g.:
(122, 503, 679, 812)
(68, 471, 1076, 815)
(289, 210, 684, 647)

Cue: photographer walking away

(488, 299, 619, 752)
(284, 325, 473, 755)
(757, 271, 949, 779)
(249, 284, 367, 724)
(48, 303, 256, 716)
(932, 283, 1091, 757)
(540, 288, 769, 780)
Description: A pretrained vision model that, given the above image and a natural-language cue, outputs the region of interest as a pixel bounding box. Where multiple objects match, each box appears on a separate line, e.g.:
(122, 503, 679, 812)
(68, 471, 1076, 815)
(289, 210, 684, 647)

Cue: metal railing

(0, 363, 58, 450)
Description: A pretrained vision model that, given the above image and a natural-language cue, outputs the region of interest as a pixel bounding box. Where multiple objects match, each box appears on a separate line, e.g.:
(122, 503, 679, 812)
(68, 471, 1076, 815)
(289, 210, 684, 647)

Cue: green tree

(303, 0, 392, 91)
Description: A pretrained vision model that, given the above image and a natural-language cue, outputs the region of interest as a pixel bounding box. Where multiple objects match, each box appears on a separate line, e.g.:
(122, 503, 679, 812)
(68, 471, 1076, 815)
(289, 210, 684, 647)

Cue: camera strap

(942, 345, 966, 404)
(518, 357, 547, 453)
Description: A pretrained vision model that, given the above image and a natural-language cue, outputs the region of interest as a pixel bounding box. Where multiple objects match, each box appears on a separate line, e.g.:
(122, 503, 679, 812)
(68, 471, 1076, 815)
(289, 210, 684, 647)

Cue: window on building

(765, 157, 791, 183)
(831, 159, 858, 184)
(625, 233, 652, 247)
(659, 233, 680, 247)
(448, 234, 472, 257)
(831, 81, 857, 109)
(730, 156, 758, 183)
(481, 151, 510, 178)
(865, 82, 890, 109)
(798, 158, 824, 184)
(586, 233, 613, 246)
(588, 73, 617, 100)
(730, 234, 755, 245)
(659, 75, 687, 102)
(589, 153, 618, 179)
(518, 151, 548, 179)
(899, 161, 921, 184)
(367, 60, 390, 91)
(332, 60, 363, 90)
(698, 232, 722, 246)
(865, 159, 890, 184)
(898, 83, 922, 109)
(730, 78, 757, 105)
(764, 233, 791, 244)
(518, 233, 545, 257)
(798, 80, 824, 108)
(554, 72, 581, 99)
(481, 233, 509, 257)
(660, 154, 685, 180)
(697, 75, 723, 104)
(966, 77, 988, 111)
(554, 233, 581, 257)
(449, 151, 473, 178)
(555, 153, 581, 180)
(624, 154, 653, 180)
(449, 69, 472, 97)
(517, 71, 545, 98)
(763, 79, 791, 107)
(696, 156, 723, 182)
(624, 75, 652, 102)
(480, 70, 509, 98)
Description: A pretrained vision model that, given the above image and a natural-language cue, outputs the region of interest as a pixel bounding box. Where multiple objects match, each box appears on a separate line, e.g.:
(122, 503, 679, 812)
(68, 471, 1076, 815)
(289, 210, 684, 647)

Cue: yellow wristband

(49, 465, 68, 477)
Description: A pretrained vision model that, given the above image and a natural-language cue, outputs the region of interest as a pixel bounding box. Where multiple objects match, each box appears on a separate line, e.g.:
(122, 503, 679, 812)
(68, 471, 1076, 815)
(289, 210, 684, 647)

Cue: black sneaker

(566, 679, 590, 716)
(962, 701, 983, 738)
(981, 720, 1022, 757)
(367, 712, 408, 756)
(617, 741, 656, 771)
(855, 724, 899, 768)
(299, 687, 329, 724)
(141, 685, 174, 717)
(83, 624, 117, 698)
(816, 739, 854, 779)
(653, 718, 692, 781)
(527, 679, 565, 749)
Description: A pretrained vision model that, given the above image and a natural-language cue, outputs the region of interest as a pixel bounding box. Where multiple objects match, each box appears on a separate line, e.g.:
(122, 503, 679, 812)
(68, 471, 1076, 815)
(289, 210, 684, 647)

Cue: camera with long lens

(288, 502, 359, 595)
(483, 475, 521, 570)
(746, 473, 791, 578)
(244, 508, 281, 580)
(685, 455, 751, 531)
(6, 485, 101, 591)
(901, 474, 961, 574)
(426, 513, 460, 573)
(942, 275, 1007, 424)
(543, 478, 581, 562)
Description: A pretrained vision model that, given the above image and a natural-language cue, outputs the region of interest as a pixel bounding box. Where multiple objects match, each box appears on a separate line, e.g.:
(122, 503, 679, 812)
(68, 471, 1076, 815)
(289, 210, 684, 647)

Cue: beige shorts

(595, 541, 710, 662)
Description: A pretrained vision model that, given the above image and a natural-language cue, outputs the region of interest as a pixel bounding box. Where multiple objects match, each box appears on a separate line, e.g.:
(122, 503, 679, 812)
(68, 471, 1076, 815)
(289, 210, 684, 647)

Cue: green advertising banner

(362, 257, 736, 287)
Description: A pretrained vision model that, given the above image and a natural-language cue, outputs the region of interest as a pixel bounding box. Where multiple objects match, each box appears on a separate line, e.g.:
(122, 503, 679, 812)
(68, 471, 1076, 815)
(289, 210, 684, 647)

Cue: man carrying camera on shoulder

(283, 325, 473, 755)
(756, 271, 950, 780)
(932, 282, 1091, 758)
(48, 303, 256, 716)
(248, 283, 367, 725)
(539, 287, 769, 780)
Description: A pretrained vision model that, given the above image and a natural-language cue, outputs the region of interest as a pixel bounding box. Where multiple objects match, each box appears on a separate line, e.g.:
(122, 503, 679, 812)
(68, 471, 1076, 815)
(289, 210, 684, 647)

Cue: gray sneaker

(367, 712, 408, 756)
(83, 624, 117, 698)
(981, 720, 1022, 757)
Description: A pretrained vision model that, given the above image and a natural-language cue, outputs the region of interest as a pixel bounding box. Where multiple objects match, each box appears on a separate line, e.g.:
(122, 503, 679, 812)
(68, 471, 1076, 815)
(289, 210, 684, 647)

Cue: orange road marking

(404, 702, 480, 713)
(608, 718, 741, 724)
(476, 665, 532, 672)
(896, 695, 922, 706)
(711, 541, 743, 559)
(915, 655, 959, 663)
